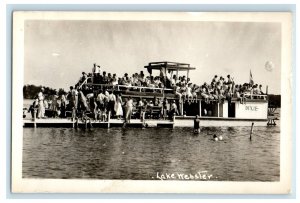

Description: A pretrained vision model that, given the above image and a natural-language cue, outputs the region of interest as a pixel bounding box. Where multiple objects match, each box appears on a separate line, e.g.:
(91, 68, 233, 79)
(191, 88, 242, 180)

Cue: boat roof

(144, 61, 196, 71)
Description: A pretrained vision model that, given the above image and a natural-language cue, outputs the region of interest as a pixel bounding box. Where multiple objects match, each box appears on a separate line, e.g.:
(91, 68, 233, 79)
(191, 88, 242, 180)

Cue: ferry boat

(24, 61, 276, 128)
(79, 61, 271, 127)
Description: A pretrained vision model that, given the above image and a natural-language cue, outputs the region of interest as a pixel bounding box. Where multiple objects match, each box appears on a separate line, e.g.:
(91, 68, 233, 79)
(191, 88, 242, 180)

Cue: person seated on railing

(181, 76, 187, 86)
(180, 83, 187, 101)
(134, 73, 141, 86)
(200, 84, 210, 103)
(212, 75, 218, 84)
(126, 76, 133, 87)
(191, 84, 200, 101)
(226, 74, 234, 87)
(174, 84, 183, 102)
(78, 72, 88, 86)
(86, 73, 92, 83)
(93, 73, 101, 84)
(212, 88, 220, 101)
(233, 86, 245, 104)
(153, 76, 160, 87)
(147, 76, 156, 89)
(242, 83, 252, 99)
(158, 78, 165, 89)
(112, 74, 118, 86)
(122, 73, 128, 80)
(171, 75, 177, 88)
(138, 72, 145, 84)
(218, 76, 225, 86)
(107, 73, 112, 84)
(187, 77, 191, 85)
(186, 83, 193, 102)
(102, 71, 108, 84)
(258, 84, 264, 94)
(252, 84, 263, 99)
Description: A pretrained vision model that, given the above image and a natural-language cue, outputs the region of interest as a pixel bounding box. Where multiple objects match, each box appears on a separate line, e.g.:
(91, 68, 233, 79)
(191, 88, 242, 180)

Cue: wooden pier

(23, 118, 175, 128)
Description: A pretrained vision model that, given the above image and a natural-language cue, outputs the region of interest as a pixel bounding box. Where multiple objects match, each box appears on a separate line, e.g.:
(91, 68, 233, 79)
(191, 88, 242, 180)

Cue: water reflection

(23, 126, 280, 181)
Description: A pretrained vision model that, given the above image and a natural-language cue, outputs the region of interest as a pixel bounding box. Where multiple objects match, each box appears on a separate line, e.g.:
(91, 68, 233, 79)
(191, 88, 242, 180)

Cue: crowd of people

(28, 64, 266, 121)
(77, 64, 266, 104)
(28, 86, 179, 122)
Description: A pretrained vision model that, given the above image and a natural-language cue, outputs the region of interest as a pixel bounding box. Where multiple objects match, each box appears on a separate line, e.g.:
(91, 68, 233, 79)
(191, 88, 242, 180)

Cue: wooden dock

(23, 116, 269, 128)
(23, 118, 175, 128)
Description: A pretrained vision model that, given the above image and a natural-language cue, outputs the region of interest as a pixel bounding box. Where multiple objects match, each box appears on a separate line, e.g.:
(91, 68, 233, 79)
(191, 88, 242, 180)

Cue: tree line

(23, 84, 67, 100)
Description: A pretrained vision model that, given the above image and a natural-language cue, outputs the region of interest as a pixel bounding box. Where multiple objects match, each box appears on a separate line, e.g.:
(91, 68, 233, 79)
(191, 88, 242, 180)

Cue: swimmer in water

(213, 134, 223, 141)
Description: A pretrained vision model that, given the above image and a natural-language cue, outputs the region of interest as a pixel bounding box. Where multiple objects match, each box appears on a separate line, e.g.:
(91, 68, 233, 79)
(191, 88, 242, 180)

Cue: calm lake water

(23, 125, 280, 181)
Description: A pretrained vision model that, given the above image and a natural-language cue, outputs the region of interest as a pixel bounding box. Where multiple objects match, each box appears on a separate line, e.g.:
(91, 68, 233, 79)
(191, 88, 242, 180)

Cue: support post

(217, 102, 220, 117)
(33, 108, 37, 128)
(199, 100, 201, 117)
(266, 85, 268, 95)
(180, 101, 183, 116)
(250, 122, 254, 141)
(108, 111, 111, 128)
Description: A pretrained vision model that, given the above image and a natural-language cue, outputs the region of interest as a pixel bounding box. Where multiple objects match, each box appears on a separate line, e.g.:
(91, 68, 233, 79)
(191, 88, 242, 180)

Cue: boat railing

(85, 83, 174, 94)
(243, 93, 268, 100)
(82, 81, 268, 100)
(78, 76, 92, 89)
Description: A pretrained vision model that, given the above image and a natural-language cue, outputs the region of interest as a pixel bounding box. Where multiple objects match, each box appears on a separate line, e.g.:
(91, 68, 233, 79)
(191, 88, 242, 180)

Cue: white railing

(243, 93, 267, 100)
(85, 83, 174, 94)
(78, 77, 92, 89)
(80, 79, 267, 100)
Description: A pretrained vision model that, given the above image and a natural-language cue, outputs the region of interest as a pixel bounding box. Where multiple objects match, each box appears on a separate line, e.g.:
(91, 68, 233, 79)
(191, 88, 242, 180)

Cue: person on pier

(37, 87, 45, 119)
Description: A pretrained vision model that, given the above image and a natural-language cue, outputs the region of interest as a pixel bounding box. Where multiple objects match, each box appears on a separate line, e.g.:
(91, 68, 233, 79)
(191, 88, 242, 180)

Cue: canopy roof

(144, 61, 196, 71)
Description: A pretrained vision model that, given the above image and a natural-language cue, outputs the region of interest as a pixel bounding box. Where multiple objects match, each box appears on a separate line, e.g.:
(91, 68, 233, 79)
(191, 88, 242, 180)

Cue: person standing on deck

(69, 86, 78, 120)
(50, 90, 59, 118)
(60, 93, 67, 118)
(96, 90, 105, 112)
(37, 87, 45, 119)
(114, 94, 123, 120)
(169, 100, 178, 119)
(108, 91, 116, 118)
(162, 97, 168, 119)
(125, 96, 133, 123)
(92, 63, 100, 82)
(194, 115, 201, 134)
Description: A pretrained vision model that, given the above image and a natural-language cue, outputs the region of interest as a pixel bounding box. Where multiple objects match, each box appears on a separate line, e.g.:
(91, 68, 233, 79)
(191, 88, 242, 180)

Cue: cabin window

(201, 101, 219, 117)
(228, 102, 236, 117)
(183, 100, 200, 116)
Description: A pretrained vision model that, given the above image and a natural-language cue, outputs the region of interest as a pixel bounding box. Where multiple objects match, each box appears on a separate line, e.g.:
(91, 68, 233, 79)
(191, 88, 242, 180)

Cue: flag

(249, 70, 254, 86)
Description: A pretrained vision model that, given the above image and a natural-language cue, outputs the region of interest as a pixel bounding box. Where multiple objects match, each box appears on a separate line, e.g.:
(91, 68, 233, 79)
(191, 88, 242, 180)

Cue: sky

(24, 20, 281, 94)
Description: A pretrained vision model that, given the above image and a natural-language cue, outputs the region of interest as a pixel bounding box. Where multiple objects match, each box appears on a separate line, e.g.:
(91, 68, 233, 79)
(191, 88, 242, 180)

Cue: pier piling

(250, 122, 254, 140)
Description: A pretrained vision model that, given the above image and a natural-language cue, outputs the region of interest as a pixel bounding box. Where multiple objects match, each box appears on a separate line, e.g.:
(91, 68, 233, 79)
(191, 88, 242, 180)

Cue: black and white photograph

(12, 12, 292, 193)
